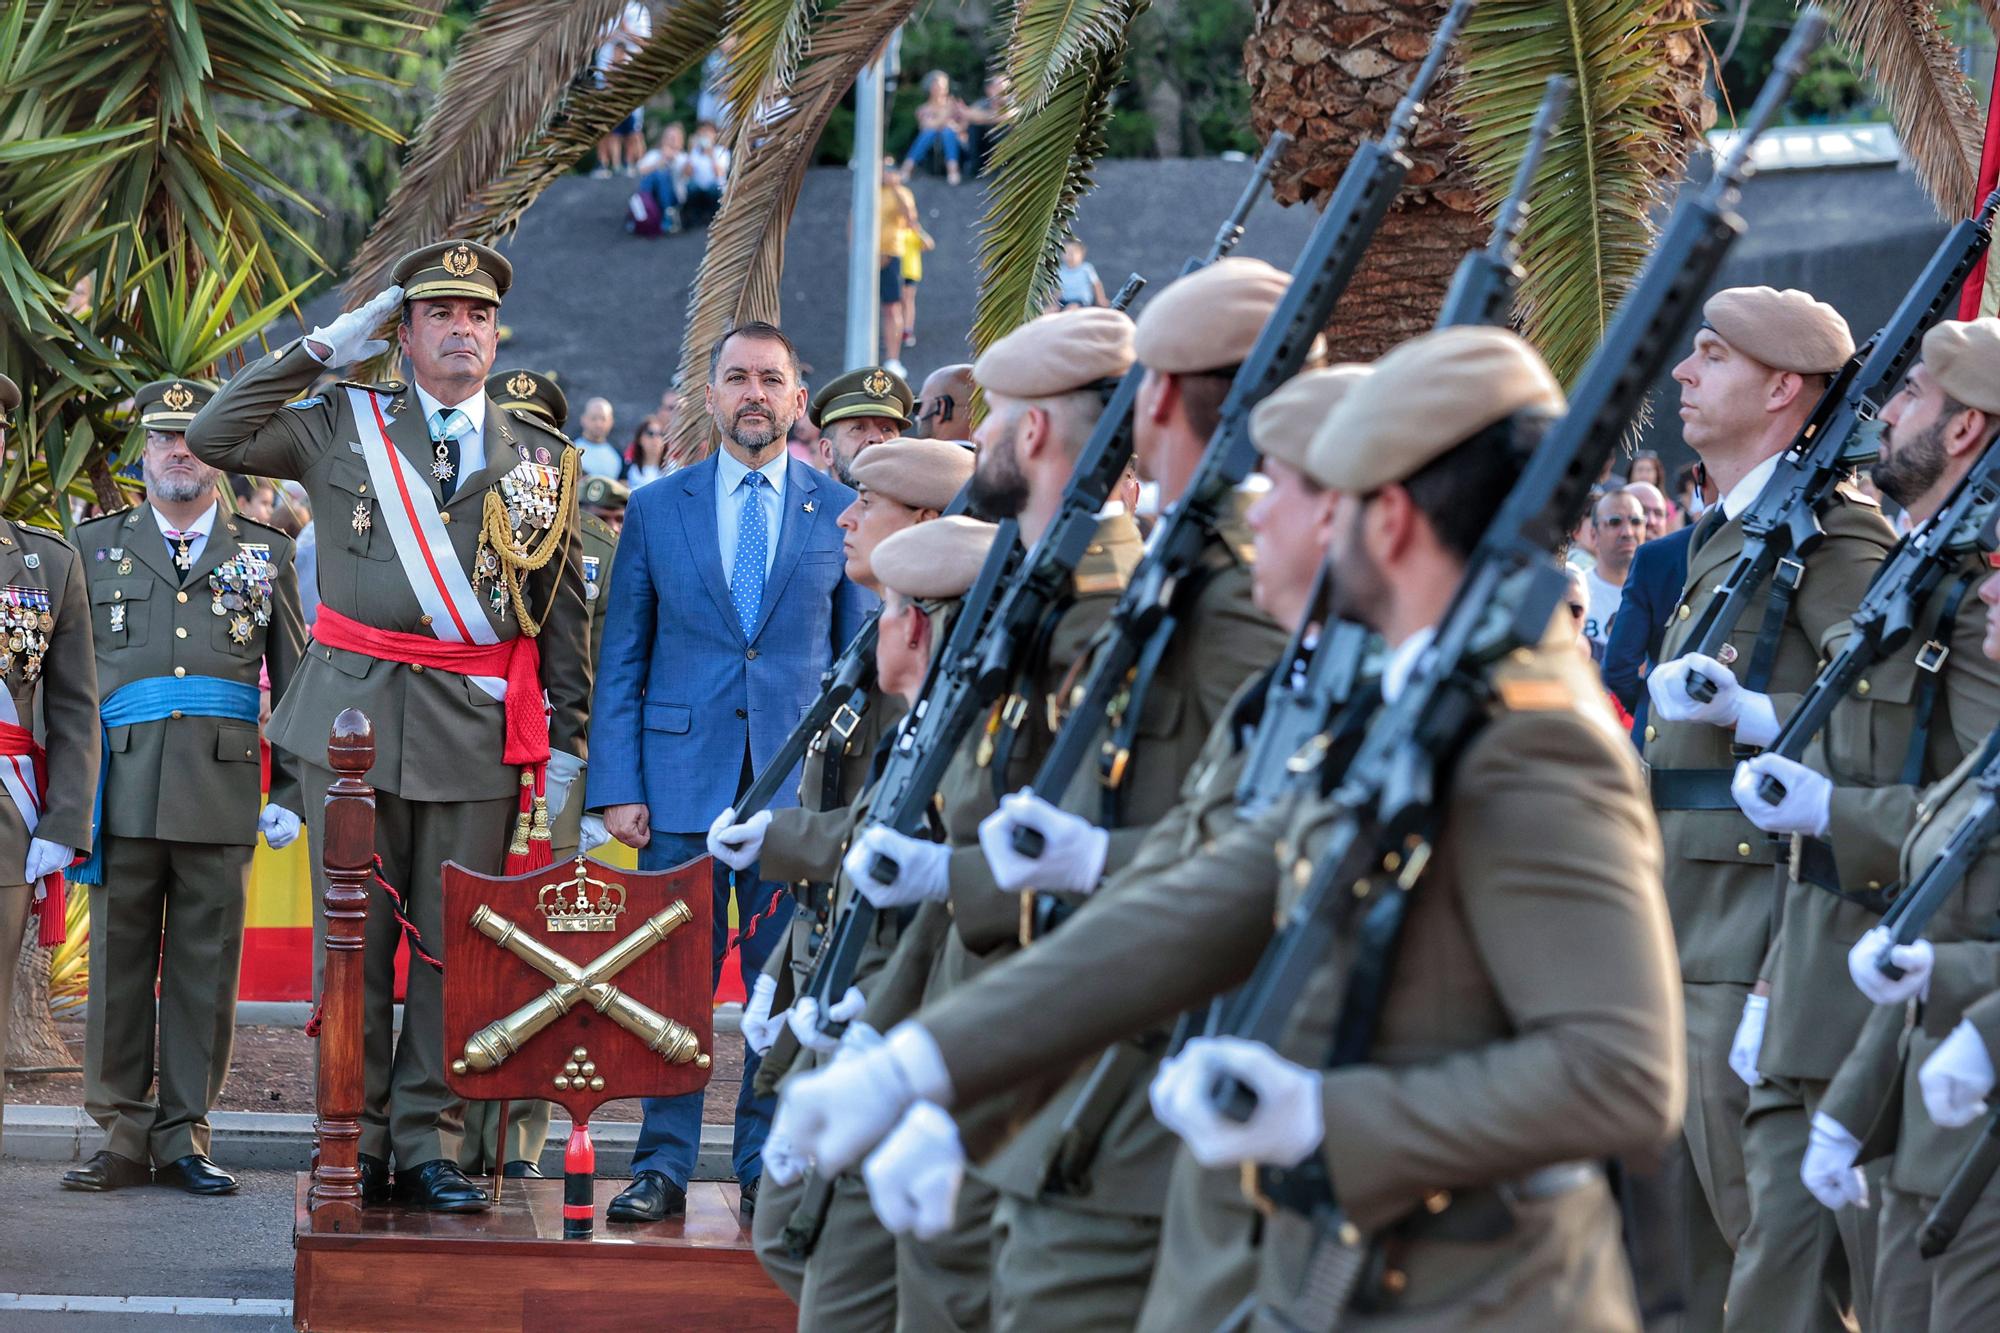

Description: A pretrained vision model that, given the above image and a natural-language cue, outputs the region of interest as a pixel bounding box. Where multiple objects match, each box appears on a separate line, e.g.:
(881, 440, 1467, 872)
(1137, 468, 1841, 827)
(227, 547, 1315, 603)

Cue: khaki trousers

(304, 762, 516, 1167)
(1874, 1181, 2000, 1331)
(456, 1097, 552, 1174)
(791, 1173, 899, 1330)
(1727, 1075, 1866, 1332)
(0, 881, 28, 1156)
(82, 837, 252, 1164)
(896, 1170, 998, 1333)
(1138, 1152, 1261, 1333)
(990, 1191, 1160, 1333)
(1681, 981, 1753, 1324)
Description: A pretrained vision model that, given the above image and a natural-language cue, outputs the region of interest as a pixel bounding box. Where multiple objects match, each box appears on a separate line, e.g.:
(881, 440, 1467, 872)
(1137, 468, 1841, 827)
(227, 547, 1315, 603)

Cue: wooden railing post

(310, 708, 376, 1233)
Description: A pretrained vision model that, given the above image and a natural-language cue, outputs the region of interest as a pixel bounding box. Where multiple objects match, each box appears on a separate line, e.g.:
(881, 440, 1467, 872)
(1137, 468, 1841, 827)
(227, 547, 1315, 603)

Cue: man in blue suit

(584, 321, 875, 1223)
(1602, 522, 1694, 740)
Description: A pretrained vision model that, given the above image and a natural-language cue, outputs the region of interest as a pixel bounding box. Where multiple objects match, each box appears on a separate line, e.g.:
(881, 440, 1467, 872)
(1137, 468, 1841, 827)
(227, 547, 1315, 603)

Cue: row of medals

(0, 586, 53, 683)
(473, 455, 562, 618)
(211, 546, 274, 645)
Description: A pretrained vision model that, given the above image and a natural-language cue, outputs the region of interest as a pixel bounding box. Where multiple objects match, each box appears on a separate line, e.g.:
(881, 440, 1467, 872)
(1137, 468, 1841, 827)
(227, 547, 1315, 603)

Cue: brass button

(1738, 842, 1752, 856)
(1868, 880, 1881, 890)
(440, 512, 451, 525)
(176, 591, 188, 604)
(173, 666, 186, 678)
(244, 749, 253, 758)
(411, 663, 426, 674)
(112, 590, 122, 600)
(358, 483, 367, 494)
(1678, 605, 1690, 621)
(419, 614, 433, 627)
(175, 627, 187, 639)
(1644, 725, 1657, 743)
(170, 710, 183, 720)
(1381, 1269, 1408, 1295)
(1856, 679, 1871, 696)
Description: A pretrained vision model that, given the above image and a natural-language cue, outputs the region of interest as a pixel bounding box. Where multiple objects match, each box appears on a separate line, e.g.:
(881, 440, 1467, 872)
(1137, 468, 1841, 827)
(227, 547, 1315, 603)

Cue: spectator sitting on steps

(900, 71, 969, 185)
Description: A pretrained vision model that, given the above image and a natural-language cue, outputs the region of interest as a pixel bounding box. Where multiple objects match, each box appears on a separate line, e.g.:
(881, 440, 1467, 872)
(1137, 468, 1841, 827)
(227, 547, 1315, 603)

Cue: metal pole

(845, 50, 887, 370)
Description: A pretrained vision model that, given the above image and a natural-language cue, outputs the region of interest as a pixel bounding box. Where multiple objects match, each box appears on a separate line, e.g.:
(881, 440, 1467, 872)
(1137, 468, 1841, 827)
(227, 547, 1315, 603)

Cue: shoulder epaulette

(506, 407, 573, 446)
(16, 521, 77, 551)
(1833, 480, 1882, 510)
(229, 513, 291, 544)
(332, 377, 407, 395)
(76, 507, 135, 530)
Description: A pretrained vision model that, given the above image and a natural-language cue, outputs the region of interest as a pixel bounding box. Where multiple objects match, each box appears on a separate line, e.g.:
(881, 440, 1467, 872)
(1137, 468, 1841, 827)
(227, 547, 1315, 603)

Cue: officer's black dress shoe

(738, 1175, 759, 1221)
(156, 1154, 239, 1195)
(393, 1159, 492, 1213)
(59, 1151, 150, 1192)
(501, 1159, 544, 1179)
(606, 1170, 686, 1222)
(358, 1153, 391, 1205)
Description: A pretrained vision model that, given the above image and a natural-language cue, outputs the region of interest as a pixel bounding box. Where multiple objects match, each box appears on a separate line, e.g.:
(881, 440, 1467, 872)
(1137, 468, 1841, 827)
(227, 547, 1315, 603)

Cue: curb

(1, 1105, 737, 1181)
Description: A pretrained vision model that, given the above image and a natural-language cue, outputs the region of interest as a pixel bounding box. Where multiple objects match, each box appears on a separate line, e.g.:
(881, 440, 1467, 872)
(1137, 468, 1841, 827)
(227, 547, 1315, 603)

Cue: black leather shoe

(59, 1151, 150, 1192)
(156, 1154, 239, 1195)
(606, 1170, 686, 1223)
(358, 1153, 391, 1205)
(738, 1175, 759, 1221)
(501, 1159, 544, 1179)
(393, 1159, 492, 1213)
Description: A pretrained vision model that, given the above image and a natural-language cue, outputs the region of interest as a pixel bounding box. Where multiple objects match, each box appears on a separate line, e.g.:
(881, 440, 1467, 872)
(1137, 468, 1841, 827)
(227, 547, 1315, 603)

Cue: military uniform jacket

(1761, 547, 2000, 1081)
(185, 341, 590, 799)
(550, 513, 617, 859)
(0, 520, 98, 871)
(77, 507, 305, 844)
(1822, 744, 2000, 1197)
(1644, 488, 1894, 983)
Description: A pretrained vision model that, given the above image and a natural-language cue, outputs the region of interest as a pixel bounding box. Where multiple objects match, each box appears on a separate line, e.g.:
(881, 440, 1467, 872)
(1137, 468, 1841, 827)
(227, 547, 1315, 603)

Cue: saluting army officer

(1643, 287, 1895, 1325)
(773, 328, 1685, 1330)
(809, 365, 914, 485)
(186, 241, 591, 1213)
(58, 380, 305, 1198)
(0, 373, 100, 1159)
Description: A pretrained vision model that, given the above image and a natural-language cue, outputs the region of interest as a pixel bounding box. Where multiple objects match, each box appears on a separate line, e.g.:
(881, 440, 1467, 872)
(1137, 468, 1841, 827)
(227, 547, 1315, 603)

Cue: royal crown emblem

(539, 863, 628, 933)
(863, 369, 893, 398)
(506, 371, 536, 398)
(162, 382, 194, 413)
(442, 244, 479, 277)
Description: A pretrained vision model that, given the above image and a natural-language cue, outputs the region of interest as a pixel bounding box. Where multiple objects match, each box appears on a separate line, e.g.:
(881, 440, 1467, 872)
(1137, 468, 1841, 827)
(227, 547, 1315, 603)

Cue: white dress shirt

(1380, 625, 1437, 704)
(151, 501, 218, 570)
(716, 448, 788, 586)
(1718, 452, 1781, 522)
(411, 381, 488, 480)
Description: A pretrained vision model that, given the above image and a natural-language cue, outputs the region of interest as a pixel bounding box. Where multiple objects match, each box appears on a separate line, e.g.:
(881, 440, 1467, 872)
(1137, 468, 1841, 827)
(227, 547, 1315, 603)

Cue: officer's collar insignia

(506, 372, 536, 398)
(162, 382, 195, 413)
(863, 369, 892, 399)
(443, 244, 478, 277)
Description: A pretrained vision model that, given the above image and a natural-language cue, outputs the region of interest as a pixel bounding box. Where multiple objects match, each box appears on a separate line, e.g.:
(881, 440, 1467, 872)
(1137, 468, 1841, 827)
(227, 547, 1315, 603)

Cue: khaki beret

(1921, 318, 2000, 416)
(0, 373, 18, 417)
(1135, 257, 1292, 374)
(580, 475, 630, 511)
(487, 368, 568, 428)
(1701, 286, 1852, 375)
(974, 308, 1135, 399)
(873, 515, 999, 602)
(1307, 328, 1564, 493)
(392, 238, 512, 305)
(134, 377, 217, 431)
(1251, 365, 1373, 483)
(848, 437, 975, 511)
(811, 366, 915, 429)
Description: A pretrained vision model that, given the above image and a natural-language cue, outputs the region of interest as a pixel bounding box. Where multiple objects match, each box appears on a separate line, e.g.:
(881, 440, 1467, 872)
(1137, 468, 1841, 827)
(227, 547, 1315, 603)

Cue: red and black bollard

(563, 1122, 595, 1239)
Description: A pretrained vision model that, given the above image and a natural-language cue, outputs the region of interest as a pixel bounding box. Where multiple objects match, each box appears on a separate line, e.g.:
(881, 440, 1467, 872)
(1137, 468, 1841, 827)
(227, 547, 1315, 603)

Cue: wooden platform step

(293, 1175, 794, 1331)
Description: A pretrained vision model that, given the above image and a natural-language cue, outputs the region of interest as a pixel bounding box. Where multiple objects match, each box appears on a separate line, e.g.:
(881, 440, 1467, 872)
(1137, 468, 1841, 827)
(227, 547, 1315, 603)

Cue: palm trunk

(10, 940, 70, 1071)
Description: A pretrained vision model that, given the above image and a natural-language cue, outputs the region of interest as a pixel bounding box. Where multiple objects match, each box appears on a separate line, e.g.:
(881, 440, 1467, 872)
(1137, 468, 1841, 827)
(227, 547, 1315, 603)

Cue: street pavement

(0, 1159, 293, 1331)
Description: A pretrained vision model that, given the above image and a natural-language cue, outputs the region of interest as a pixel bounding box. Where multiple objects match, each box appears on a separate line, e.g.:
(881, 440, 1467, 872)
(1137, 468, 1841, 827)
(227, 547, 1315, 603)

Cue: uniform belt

(1792, 835, 1894, 913)
(1648, 768, 1738, 811)
(1393, 1161, 1600, 1247)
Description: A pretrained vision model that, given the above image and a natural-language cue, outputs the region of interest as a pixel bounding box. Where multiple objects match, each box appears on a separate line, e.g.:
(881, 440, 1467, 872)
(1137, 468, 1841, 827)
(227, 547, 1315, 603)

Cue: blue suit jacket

(1603, 525, 1693, 730)
(585, 454, 875, 832)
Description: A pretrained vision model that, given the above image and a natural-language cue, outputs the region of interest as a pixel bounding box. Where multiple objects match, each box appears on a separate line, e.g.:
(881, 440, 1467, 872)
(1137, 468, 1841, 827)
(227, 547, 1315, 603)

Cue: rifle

(1010, 0, 1475, 875)
(1920, 1105, 2000, 1258)
(1867, 728, 2000, 978)
(1204, 19, 1822, 1327)
(1682, 186, 2000, 704)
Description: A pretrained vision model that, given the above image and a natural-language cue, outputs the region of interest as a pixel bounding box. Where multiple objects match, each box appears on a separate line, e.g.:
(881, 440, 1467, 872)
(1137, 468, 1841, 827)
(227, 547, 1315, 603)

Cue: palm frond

(969, 0, 1139, 363)
(666, 0, 918, 465)
(720, 0, 823, 143)
(1825, 0, 1979, 219)
(345, 0, 630, 300)
(1449, 0, 1706, 384)
(1004, 0, 1136, 112)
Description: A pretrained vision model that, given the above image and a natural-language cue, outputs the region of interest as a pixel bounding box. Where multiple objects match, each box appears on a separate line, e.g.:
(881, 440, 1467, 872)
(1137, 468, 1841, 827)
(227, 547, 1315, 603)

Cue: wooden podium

(292, 710, 794, 1331)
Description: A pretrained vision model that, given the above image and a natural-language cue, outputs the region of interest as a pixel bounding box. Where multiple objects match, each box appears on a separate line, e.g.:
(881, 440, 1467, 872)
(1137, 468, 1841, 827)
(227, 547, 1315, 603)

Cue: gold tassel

(530, 795, 551, 843)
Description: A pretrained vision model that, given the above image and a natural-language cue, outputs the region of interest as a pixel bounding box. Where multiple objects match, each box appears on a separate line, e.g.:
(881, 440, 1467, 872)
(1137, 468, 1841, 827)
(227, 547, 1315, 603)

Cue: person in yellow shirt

(899, 205, 935, 357)
(878, 164, 922, 373)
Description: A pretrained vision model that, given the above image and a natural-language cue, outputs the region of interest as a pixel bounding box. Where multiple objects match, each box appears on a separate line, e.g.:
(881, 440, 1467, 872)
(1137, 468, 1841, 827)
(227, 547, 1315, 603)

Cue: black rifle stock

(1921, 1106, 2000, 1258)
(1682, 186, 2000, 705)
(1011, 0, 1473, 876)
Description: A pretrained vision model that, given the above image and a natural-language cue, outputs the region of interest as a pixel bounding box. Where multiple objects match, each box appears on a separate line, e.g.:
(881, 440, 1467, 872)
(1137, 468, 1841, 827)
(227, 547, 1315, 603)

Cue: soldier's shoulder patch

(230, 513, 290, 546)
(284, 395, 325, 412)
(1494, 676, 1575, 711)
(506, 407, 571, 444)
(77, 507, 133, 531)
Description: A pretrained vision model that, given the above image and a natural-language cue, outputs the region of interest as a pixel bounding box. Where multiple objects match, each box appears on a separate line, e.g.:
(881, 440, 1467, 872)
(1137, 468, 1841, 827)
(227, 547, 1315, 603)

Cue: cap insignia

(442, 244, 479, 278)
(163, 382, 194, 413)
(506, 371, 536, 398)
(863, 369, 892, 398)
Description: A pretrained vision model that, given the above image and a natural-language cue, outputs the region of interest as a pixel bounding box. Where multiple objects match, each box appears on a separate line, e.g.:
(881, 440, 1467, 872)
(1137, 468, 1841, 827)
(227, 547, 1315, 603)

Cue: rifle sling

(989, 598, 1072, 801)
(1901, 569, 1981, 787)
(1743, 554, 1804, 694)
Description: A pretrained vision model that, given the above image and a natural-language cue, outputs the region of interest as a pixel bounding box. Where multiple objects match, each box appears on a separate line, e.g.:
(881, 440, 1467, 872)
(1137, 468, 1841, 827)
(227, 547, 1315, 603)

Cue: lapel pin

(23, 553, 38, 570)
(802, 499, 815, 513)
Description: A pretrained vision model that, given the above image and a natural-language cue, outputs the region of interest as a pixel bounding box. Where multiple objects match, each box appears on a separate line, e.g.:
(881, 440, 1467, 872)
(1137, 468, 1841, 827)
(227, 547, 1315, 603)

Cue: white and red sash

(0, 691, 62, 943)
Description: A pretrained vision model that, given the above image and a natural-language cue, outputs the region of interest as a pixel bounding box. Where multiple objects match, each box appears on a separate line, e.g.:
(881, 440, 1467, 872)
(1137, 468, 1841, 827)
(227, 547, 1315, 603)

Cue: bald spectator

(1583, 487, 1644, 653)
(1625, 479, 1671, 540)
(577, 397, 622, 478)
(914, 363, 974, 442)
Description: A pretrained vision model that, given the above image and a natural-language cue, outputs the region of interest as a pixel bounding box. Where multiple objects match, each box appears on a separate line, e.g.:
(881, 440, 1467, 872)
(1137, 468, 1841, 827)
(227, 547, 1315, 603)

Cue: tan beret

(848, 438, 975, 511)
(974, 308, 1135, 399)
(1134, 257, 1289, 374)
(874, 515, 1000, 601)
(1702, 286, 1853, 375)
(1307, 328, 1564, 493)
(0, 374, 17, 417)
(1251, 366, 1373, 482)
(1921, 318, 2000, 416)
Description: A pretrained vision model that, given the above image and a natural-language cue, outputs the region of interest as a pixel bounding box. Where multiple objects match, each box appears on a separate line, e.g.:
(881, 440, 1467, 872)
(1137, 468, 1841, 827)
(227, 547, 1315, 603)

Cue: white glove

(23, 838, 70, 886)
(765, 1022, 954, 1182)
(305, 285, 404, 366)
(1731, 755, 1832, 837)
(1921, 1020, 1996, 1129)
(1801, 1112, 1868, 1210)
(835, 1021, 884, 1062)
(976, 790, 1110, 894)
(786, 986, 867, 1054)
(1149, 1036, 1324, 1170)
(1847, 925, 1933, 1005)
(844, 825, 951, 907)
(579, 814, 613, 854)
(1647, 653, 1779, 746)
(740, 974, 783, 1056)
(1729, 992, 1768, 1088)
(257, 804, 302, 850)
(544, 751, 583, 818)
(863, 1102, 965, 1240)
(706, 806, 772, 872)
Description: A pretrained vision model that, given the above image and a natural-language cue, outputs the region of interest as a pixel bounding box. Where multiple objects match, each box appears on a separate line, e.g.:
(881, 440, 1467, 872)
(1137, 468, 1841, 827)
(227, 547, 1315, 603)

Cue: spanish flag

(1962, 61, 2000, 320)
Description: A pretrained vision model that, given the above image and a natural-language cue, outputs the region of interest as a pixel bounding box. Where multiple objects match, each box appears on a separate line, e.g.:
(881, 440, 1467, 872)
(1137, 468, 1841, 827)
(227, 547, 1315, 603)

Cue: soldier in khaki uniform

(772, 327, 1685, 1330)
(1640, 287, 1895, 1323)
(1720, 317, 2000, 1328)
(809, 365, 913, 484)
(57, 379, 305, 1198)
(186, 241, 590, 1213)
(0, 372, 101, 1160)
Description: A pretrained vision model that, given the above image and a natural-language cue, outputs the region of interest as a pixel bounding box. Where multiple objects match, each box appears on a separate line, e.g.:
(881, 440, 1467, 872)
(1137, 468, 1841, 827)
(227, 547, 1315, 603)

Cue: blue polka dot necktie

(732, 470, 769, 637)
